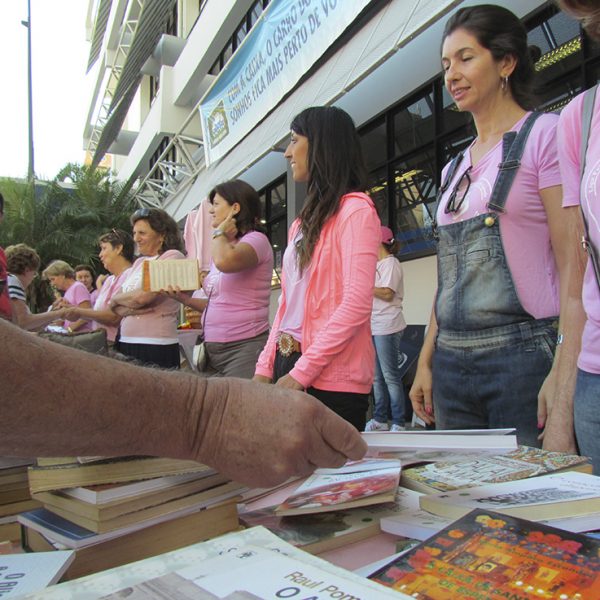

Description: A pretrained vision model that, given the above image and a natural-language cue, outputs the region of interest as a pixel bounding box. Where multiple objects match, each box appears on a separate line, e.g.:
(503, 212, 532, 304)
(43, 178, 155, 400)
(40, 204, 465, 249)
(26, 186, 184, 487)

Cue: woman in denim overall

(410, 6, 573, 447)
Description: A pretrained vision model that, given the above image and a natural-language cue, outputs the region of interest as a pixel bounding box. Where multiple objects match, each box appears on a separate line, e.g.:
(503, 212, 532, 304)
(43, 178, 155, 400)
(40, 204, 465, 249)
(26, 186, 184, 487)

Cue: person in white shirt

(365, 226, 407, 432)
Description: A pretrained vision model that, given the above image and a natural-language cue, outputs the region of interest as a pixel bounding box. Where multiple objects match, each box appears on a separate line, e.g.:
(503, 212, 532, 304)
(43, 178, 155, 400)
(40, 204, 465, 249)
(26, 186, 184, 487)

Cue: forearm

(1, 320, 204, 460)
(72, 307, 121, 327)
(418, 308, 438, 368)
(14, 307, 64, 332)
(373, 287, 394, 301)
(111, 290, 156, 309)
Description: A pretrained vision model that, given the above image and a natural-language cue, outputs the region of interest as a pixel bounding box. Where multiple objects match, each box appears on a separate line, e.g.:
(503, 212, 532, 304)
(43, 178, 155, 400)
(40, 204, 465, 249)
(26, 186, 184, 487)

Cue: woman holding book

(254, 106, 380, 431)
(409, 5, 577, 446)
(544, 0, 600, 469)
(62, 229, 135, 345)
(164, 179, 273, 378)
(110, 208, 185, 369)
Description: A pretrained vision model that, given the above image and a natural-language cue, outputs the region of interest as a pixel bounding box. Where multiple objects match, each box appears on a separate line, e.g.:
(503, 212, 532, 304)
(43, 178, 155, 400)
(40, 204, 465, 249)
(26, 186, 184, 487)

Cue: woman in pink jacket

(254, 106, 381, 430)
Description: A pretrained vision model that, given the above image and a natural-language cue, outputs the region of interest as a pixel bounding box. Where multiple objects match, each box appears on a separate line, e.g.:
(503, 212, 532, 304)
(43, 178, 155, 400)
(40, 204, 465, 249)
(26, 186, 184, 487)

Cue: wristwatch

(212, 229, 225, 239)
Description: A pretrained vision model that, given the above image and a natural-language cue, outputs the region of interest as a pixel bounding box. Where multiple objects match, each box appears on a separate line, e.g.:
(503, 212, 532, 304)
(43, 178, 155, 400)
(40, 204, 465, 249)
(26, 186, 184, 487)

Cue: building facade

(83, 0, 600, 323)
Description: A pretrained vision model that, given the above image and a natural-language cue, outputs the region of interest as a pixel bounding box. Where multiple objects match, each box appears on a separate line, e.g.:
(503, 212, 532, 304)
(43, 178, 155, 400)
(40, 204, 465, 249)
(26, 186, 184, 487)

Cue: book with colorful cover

(370, 508, 600, 598)
(275, 459, 401, 516)
(401, 445, 592, 494)
(419, 471, 600, 521)
(0, 551, 75, 597)
(241, 487, 411, 554)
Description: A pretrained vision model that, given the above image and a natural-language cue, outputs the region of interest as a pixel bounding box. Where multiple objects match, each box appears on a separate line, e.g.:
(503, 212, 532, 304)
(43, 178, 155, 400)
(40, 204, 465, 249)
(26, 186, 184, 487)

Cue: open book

(142, 258, 200, 292)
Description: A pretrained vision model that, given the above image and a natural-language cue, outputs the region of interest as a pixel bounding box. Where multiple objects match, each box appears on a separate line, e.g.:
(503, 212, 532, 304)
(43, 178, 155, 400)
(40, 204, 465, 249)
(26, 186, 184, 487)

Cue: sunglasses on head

(132, 207, 152, 219)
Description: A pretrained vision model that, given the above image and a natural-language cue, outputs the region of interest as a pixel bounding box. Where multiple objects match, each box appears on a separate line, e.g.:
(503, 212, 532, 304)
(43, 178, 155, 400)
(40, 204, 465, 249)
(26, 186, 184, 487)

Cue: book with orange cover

(370, 508, 600, 598)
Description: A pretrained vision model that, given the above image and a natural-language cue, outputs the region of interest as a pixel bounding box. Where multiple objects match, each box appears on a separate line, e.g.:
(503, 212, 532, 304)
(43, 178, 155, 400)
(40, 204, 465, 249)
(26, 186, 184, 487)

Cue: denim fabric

(574, 368, 600, 475)
(372, 331, 406, 426)
(432, 116, 557, 444)
(432, 321, 556, 447)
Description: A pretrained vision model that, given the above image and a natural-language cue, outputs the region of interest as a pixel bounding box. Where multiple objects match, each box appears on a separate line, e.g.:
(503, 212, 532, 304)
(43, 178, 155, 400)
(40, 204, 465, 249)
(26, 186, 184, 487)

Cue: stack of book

(0, 457, 39, 543)
(19, 456, 245, 580)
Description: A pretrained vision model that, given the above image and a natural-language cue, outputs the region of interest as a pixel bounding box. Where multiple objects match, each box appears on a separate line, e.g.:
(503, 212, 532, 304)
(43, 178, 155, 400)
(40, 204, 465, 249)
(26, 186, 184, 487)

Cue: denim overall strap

(435, 112, 548, 333)
(431, 152, 464, 238)
(486, 112, 542, 213)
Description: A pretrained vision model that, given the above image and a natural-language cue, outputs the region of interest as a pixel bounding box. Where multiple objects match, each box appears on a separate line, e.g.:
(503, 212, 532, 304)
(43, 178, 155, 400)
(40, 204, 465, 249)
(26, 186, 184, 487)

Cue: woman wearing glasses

(164, 179, 273, 378)
(544, 0, 600, 468)
(410, 5, 571, 446)
(62, 230, 134, 345)
(110, 208, 186, 369)
(254, 106, 380, 431)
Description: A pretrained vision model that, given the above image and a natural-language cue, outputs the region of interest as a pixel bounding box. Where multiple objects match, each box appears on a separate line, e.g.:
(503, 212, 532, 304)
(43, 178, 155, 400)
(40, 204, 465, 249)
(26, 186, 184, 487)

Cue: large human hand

(193, 378, 367, 487)
(275, 373, 304, 390)
(409, 363, 435, 426)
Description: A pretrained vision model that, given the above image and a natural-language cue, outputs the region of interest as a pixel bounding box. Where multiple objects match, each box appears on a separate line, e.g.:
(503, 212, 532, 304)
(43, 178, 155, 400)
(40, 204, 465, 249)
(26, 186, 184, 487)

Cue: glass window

(269, 181, 287, 220)
(249, 1, 263, 27)
(393, 90, 435, 154)
(361, 119, 387, 172)
(367, 166, 388, 223)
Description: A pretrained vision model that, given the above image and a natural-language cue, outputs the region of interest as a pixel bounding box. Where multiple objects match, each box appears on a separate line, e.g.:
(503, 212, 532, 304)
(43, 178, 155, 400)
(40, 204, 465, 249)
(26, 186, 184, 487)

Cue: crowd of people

(1, 2, 600, 486)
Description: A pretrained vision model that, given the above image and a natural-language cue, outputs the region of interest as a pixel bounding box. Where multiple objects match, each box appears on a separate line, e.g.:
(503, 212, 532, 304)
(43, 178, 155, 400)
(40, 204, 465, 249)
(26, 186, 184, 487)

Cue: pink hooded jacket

(255, 192, 380, 393)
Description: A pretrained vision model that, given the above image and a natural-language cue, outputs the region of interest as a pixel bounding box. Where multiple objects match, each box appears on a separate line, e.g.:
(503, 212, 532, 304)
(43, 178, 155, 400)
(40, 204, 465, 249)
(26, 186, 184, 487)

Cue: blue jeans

(432, 321, 556, 447)
(372, 331, 406, 426)
(574, 368, 600, 475)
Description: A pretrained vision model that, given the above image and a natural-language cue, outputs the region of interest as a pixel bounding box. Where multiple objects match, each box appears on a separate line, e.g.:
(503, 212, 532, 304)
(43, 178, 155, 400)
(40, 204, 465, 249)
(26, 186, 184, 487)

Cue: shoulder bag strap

(580, 84, 600, 290)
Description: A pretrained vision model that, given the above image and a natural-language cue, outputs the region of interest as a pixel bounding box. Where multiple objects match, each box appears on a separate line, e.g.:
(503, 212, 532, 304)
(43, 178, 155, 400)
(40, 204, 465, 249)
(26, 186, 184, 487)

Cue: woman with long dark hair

(409, 5, 575, 446)
(254, 106, 381, 431)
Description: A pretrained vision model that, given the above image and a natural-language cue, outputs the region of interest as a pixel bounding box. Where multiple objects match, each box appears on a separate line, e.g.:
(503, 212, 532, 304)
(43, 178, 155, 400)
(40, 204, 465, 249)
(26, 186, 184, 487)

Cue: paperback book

(27, 457, 211, 493)
(370, 508, 600, 598)
(419, 471, 600, 521)
(241, 487, 410, 554)
(0, 551, 75, 597)
(275, 459, 401, 516)
(401, 445, 592, 494)
(363, 431, 517, 465)
(20, 526, 403, 599)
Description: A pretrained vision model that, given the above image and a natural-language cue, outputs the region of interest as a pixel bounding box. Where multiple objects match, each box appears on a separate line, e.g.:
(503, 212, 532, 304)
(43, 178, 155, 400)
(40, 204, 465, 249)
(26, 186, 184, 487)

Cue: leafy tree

(0, 163, 137, 311)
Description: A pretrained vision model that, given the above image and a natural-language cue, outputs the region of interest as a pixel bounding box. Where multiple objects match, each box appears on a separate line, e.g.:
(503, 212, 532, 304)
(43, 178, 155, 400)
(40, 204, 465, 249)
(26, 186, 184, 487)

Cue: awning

(87, 0, 113, 73)
(108, 0, 177, 113)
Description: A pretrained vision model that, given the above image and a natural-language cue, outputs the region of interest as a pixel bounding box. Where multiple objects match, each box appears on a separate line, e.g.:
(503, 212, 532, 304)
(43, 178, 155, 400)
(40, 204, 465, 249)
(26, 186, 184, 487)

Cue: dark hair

(130, 207, 185, 254)
(559, 0, 600, 40)
(290, 106, 367, 271)
(0, 192, 4, 215)
(443, 5, 538, 110)
(6, 244, 41, 275)
(383, 239, 401, 255)
(98, 229, 135, 263)
(209, 179, 261, 237)
(75, 264, 94, 276)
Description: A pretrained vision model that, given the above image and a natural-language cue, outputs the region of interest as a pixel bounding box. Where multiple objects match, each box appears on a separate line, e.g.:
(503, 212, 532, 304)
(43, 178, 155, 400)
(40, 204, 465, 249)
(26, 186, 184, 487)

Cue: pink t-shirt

(437, 112, 562, 319)
(92, 269, 130, 342)
(278, 232, 310, 343)
(64, 281, 92, 331)
(558, 91, 600, 374)
(202, 231, 273, 343)
(371, 255, 406, 336)
(119, 250, 184, 344)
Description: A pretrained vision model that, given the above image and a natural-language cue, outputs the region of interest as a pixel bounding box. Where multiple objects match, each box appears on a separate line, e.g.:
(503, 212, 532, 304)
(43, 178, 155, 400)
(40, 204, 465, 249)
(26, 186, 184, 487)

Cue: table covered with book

(3, 429, 600, 598)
